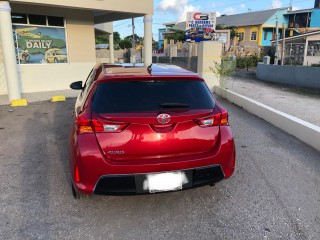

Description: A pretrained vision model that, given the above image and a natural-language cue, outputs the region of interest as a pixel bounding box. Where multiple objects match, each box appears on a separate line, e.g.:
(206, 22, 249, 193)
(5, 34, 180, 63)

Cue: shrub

(311, 63, 320, 67)
(236, 54, 263, 70)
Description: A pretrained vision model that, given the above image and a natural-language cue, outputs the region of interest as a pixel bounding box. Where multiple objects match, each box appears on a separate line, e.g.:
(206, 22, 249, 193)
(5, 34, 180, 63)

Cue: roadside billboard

(13, 25, 68, 64)
(186, 12, 216, 42)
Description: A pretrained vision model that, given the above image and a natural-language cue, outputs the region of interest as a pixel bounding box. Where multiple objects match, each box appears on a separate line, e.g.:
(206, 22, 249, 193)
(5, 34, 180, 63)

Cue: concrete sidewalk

(0, 89, 79, 106)
(224, 70, 320, 127)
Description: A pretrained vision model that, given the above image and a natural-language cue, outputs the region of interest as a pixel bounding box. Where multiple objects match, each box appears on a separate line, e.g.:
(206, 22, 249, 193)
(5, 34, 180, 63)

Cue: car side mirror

(70, 81, 83, 90)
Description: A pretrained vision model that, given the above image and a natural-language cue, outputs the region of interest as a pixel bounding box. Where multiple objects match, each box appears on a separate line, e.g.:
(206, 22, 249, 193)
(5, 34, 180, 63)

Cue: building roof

(172, 22, 186, 31)
(167, 8, 287, 32)
(217, 8, 287, 27)
(284, 9, 313, 15)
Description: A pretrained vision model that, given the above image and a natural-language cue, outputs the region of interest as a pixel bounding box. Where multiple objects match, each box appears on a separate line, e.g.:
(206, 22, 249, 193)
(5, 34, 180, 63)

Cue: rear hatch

(90, 80, 221, 161)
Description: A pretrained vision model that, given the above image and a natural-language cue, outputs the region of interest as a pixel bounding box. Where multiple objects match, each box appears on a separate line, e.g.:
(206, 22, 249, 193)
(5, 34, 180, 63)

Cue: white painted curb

(214, 86, 320, 152)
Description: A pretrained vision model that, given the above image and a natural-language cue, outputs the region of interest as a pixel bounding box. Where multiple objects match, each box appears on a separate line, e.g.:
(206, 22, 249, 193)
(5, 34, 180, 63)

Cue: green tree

(165, 29, 185, 42)
(210, 59, 236, 97)
(124, 34, 142, 43)
(152, 39, 158, 49)
(119, 39, 132, 49)
(95, 36, 108, 44)
(95, 31, 121, 45)
(113, 32, 121, 44)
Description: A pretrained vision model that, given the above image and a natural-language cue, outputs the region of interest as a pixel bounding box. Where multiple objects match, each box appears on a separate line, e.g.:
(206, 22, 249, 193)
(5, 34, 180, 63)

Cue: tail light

(76, 114, 128, 134)
(194, 109, 229, 127)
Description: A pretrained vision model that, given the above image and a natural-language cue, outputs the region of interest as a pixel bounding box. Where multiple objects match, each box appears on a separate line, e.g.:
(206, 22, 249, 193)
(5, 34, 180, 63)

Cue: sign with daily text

(13, 25, 68, 64)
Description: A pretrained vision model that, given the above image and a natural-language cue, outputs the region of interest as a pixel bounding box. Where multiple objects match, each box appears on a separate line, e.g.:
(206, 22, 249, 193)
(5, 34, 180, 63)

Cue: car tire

(71, 182, 92, 199)
(71, 182, 81, 199)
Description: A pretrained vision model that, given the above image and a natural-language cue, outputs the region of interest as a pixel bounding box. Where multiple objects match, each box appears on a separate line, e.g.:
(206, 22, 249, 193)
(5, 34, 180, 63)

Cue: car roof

(96, 63, 200, 81)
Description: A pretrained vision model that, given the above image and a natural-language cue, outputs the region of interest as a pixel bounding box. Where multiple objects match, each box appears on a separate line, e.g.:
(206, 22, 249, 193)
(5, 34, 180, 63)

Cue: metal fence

(284, 43, 305, 65)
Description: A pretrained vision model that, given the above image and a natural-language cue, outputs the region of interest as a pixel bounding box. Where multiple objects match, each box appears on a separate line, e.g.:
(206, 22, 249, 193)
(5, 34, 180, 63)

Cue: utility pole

(131, 18, 136, 63)
(274, 16, 279, 65)
(132, 18, 135, 49)
(281, 24, 286, 65)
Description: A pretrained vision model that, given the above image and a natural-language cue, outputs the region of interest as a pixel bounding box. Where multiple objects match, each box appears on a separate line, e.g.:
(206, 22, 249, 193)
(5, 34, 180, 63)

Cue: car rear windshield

(91, 80, 215, 113)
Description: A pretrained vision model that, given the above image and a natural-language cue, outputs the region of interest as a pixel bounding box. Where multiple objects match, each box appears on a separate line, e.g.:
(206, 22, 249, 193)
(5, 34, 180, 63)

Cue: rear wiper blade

(159, 103, 191, 108)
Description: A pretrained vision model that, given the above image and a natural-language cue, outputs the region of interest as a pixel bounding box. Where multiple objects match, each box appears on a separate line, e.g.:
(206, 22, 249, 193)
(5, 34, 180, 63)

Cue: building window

(47, 16, 65, 27)
(264, 31, 268, 40)
(11, 13, 28, 24)
(11, 13, 65, 27)
(307, 41, 320, 56)
(12, 13, 67, 65)
(251, 31, 257, 41)
(29, 14, 47, 25)
(288, 13, 310, 28)
(238, 32, 244, 42)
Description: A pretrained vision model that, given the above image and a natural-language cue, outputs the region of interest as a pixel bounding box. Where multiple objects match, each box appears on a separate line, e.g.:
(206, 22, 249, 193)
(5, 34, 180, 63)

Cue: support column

(197, 41, 222, 91)
(143, 14, 152, 66)
(0, 1, 21, 101)
(108, 32, 114, 64)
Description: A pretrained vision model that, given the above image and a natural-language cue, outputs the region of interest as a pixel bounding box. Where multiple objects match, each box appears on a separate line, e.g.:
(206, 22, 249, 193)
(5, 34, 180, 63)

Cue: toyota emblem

(157, 113, 171, 124)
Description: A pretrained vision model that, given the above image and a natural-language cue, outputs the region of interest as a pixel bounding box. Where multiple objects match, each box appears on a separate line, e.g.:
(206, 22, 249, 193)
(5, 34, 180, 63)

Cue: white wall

(304, 34, 320, 66)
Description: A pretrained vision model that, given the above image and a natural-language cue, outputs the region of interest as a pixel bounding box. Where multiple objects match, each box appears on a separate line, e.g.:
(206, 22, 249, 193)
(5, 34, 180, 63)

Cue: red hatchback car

(69, 64, 236, 198)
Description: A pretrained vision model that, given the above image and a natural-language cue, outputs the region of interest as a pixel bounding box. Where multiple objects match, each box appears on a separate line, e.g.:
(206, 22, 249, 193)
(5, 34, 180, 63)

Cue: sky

(113, 0, 317, 41)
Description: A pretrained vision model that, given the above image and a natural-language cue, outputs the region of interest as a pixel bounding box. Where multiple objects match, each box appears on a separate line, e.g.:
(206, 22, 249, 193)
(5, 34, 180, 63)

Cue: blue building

(158, 28, 165, 50)
(284, 4, 320, 37)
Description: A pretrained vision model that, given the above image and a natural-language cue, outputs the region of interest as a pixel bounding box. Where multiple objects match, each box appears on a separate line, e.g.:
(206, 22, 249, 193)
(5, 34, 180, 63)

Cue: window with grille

(251, 31, 257, 41)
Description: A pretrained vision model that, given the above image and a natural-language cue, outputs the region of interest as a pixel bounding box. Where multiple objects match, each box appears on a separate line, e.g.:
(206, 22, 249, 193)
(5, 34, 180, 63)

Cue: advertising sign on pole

(186, 12, 217, 42)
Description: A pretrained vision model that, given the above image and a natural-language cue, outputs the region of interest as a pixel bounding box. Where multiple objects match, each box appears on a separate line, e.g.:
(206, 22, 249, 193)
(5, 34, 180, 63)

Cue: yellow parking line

(11, 99, 28, 107)
(51, 96, 66, 102)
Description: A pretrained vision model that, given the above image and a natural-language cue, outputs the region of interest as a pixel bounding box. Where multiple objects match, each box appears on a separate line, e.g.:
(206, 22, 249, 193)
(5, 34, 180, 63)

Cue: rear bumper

(69, 126, 235, 195)
(94, 165, 224, 195)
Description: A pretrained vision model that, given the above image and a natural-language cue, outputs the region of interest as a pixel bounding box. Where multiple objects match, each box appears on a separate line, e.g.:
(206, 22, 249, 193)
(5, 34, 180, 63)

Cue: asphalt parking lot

(0, 98, 319, 240)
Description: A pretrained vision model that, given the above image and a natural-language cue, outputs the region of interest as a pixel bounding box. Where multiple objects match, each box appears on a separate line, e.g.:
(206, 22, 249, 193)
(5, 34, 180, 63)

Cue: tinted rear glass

(91, 80, 215, 113)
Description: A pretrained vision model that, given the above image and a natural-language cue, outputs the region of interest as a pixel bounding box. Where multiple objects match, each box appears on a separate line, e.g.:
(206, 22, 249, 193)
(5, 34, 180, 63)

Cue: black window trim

(11, 13, 66, 28)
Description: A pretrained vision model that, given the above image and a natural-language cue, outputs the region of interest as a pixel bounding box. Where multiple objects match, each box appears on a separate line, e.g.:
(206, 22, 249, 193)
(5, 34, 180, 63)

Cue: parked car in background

(69, 64, 236, 198)
(45, 48, 67, 63)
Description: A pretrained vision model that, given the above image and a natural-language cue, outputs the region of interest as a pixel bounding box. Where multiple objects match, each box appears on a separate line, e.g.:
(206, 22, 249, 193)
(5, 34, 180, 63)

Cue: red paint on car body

(69, 64, 236, 195)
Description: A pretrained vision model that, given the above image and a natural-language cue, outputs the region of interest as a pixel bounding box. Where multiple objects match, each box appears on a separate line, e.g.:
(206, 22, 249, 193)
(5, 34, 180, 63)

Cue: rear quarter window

(91, 80, 215, 113)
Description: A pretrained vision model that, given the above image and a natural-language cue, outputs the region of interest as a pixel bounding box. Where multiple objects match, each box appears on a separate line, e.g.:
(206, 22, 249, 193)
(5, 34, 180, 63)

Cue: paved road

(0, 98, 319, 240)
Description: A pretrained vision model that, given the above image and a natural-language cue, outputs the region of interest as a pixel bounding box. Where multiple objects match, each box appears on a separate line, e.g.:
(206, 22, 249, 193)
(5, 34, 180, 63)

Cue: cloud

(292, 6, 300, 11)
(241, 4, 246, 8)
(223, 7, 237, 15)
(157, 0, 199, 22)
(272, 0, 282, 8)
(216, 11, 221, 17)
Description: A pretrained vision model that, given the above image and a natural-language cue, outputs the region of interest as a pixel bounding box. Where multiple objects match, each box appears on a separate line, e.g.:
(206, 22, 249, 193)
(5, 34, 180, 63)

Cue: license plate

(147, 171, 183, 193)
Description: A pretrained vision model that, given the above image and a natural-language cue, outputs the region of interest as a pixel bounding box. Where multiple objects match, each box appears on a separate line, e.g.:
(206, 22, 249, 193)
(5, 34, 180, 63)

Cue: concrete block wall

(214, 87, 320, 151)
(197, 42, 222, 91)
(256, 63, 320, 90)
